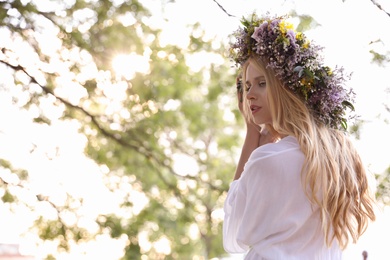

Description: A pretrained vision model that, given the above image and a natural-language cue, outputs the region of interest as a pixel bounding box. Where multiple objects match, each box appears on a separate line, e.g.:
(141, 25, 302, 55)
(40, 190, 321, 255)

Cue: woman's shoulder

(249, 135, 302, 161)
(242, 136, 305, 180)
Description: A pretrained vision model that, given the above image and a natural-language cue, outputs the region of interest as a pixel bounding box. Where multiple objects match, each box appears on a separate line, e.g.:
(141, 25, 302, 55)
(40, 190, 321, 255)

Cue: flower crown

(229, 13, 355, 130)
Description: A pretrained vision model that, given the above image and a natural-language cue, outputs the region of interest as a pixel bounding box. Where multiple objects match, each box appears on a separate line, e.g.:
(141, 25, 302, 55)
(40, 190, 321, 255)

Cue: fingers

(236, 76, 243, 103)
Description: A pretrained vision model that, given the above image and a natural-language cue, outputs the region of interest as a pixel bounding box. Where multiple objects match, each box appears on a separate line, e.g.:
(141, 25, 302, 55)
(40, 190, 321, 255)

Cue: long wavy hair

(242, 56, 377, 249)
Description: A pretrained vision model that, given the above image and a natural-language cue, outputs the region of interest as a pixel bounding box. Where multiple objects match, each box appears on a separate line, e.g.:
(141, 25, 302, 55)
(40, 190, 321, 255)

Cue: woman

(223, 13, 377, 259)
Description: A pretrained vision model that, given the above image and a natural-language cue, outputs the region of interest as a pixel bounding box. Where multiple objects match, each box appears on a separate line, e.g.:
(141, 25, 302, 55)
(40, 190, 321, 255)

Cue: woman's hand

(233, 76, 281, 180)
(233, 75, 261, 180)
(236, 75, 281, 146)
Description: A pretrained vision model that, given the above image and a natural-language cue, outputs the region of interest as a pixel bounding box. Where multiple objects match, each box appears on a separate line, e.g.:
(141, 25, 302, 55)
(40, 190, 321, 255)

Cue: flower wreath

(230, 13, 355, 130)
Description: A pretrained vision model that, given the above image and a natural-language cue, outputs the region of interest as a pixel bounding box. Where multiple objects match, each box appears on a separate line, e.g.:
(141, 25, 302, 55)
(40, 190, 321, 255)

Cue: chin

(253, 119, 266, 125)
(255, 120, 272, 126)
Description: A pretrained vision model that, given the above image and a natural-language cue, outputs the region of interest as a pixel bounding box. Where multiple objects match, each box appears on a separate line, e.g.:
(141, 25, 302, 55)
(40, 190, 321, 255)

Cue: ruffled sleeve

(223, 140, 312, 254)
(223, 179, 249, 253)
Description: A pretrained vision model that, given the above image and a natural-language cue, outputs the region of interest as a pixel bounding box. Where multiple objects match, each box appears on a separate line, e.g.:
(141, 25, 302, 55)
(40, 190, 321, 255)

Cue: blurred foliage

(376, 167, 390, 205)
(370, 50, 390, 66)
(0, 0, 389, 259)
(0, 0, 238, 258)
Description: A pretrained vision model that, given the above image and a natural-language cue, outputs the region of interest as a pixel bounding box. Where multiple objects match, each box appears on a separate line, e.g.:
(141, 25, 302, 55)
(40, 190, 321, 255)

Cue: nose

(246, 87, 256, 100)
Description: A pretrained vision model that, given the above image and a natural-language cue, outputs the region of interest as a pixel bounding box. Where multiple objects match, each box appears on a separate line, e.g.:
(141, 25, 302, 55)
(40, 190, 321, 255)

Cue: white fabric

(223, 136, 342, 260)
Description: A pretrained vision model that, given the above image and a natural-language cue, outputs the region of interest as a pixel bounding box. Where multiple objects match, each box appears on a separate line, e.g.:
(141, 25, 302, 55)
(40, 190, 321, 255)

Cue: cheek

(262, 91, 271, 113)
(261, 89, 269, 103)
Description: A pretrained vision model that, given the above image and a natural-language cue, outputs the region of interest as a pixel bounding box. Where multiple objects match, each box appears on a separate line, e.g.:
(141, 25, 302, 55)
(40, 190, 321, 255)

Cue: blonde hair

(242, 57, 376, 249)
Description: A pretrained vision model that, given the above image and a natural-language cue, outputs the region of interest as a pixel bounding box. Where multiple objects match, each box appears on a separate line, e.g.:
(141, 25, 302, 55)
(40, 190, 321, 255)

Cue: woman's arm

(233, 75, 261, 180)
(233, 76, 279, 180)
(233, 123, 260, 180)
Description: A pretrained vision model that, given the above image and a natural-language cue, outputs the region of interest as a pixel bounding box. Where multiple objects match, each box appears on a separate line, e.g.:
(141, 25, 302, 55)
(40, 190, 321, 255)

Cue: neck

(263, 124, 288, 141)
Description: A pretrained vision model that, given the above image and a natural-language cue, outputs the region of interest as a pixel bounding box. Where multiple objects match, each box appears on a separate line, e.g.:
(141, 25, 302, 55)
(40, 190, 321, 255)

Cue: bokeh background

(1, 0, 389, 259)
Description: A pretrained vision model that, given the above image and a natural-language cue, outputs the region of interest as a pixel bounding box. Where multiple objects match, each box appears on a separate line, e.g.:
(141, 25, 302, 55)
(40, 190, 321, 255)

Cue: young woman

(223, 13, 377, 259)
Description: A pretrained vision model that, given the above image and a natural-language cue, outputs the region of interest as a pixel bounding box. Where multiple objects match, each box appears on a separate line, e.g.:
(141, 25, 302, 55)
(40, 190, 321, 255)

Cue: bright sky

(1, 0, 390, 259)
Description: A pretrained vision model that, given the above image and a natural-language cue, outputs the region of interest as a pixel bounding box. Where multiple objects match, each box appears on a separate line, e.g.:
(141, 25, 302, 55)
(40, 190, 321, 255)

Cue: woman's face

(245, 61, 272, 125)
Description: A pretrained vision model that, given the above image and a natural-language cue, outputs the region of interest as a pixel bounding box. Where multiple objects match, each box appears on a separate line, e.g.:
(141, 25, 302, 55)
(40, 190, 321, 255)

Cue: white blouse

(223, 136, 342, 260)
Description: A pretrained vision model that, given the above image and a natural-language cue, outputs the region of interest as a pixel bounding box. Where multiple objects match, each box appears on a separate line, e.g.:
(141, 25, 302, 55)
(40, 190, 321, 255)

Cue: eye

(258, 81, 266, 87)
(245, 83, 251, 91)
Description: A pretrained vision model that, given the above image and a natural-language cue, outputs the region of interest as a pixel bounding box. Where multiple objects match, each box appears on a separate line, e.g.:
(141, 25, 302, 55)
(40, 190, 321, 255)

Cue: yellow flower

(296, 32, 303, 41)
(302, 40, 310, 49)
(279, 20, 294, 34)
(325, 67, 333, 76)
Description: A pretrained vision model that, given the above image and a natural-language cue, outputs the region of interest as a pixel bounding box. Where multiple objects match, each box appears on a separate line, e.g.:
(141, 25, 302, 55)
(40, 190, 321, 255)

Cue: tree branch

(212, 0, 236, 17)
(0, 59, 224, 196)
(370, 0, 390, 17)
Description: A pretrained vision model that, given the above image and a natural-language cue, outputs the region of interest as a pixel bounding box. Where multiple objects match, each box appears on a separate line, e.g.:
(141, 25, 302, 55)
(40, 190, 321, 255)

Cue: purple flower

(229, 14, 355, 130)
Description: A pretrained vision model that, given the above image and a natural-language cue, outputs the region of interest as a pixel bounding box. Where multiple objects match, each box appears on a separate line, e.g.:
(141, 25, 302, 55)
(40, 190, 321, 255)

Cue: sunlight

(185, 51, 225, 73)
(172, 153, 199, 176)
(112, 53, 150, 80)
(154, 236, 171, 255)
(1, 0, 390, 259)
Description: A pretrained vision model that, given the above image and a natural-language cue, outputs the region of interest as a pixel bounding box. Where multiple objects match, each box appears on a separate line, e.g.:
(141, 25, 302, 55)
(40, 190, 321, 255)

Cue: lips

(250, 105, 261, 114)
